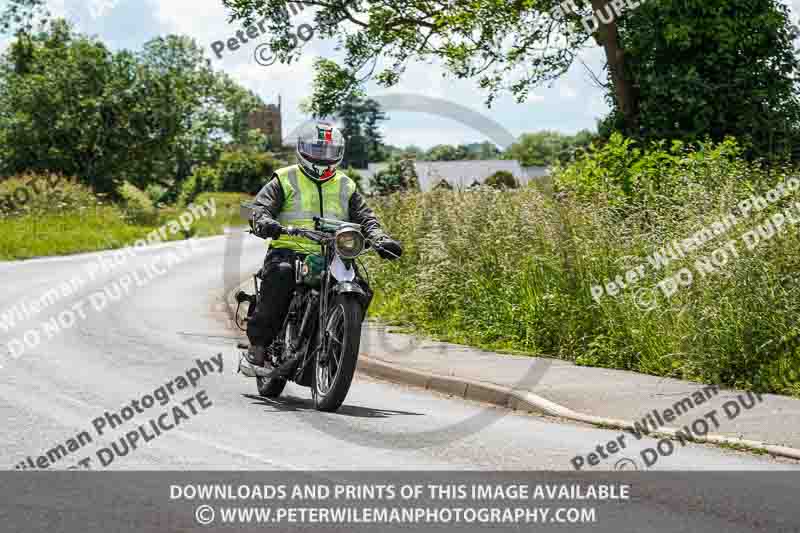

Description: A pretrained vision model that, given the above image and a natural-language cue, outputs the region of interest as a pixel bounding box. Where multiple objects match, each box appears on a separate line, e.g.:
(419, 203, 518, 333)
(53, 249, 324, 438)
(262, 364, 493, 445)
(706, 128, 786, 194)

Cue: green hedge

(180, 150, 281, 205)
(364, 137, 800, 396)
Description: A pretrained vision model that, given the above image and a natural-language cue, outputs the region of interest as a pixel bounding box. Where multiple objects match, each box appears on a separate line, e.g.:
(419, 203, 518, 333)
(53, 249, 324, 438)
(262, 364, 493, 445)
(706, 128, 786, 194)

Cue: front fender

(333, 281, 373, 311)
(334, 281, 365, 297)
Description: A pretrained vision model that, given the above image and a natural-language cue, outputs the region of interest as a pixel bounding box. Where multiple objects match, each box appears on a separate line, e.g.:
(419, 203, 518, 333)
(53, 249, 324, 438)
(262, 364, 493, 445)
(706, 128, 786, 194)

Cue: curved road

(0, 234, 797, 471)
(0, 235, 799, 532)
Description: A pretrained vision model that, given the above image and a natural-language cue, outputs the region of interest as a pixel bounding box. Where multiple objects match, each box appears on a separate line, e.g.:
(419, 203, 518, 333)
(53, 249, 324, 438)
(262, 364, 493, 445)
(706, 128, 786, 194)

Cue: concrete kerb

(224, 279, 800, 463)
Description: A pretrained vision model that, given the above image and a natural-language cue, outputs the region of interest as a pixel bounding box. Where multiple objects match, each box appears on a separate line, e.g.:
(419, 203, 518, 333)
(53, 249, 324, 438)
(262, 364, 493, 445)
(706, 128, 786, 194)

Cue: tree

(305, 63, 388, 168)
(423, 143, 501, 161)
(506, 133, 561, 166)
(0, 0, 48, 35)
(608, 0, 800, 160)
(425, 145, 464, 161)
(0, 20, 264, 193)
(362, 98, 387, 161)
(466, 142, 501, 160)
(221, 0, 629, 124)
(0, 19, 134, 189)
(505, 130, 597, 166)
(134, 35, 264, 187)
(370, 157, 419, 195)
(338, 98, 370, 169)
(223, 0, 800, 154)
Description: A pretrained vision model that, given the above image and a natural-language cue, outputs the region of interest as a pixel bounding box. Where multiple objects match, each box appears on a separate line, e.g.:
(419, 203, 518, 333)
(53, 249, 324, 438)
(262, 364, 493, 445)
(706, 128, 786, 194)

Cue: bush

(342, 166, 365, 192)
(216, 150, 280, 194)
(179, 150, 281, 205)
(179, 165, 221, 206)
(0, 173, 101, 217)
(364, 136, 800, 397)
(484, 170, 518, 189)
(553, 133, 746, 210)
(145, 183, 170, 206)
(370, 158, 420, 196)
(117, 181, 158, 225)
(433, 178, 453, 191)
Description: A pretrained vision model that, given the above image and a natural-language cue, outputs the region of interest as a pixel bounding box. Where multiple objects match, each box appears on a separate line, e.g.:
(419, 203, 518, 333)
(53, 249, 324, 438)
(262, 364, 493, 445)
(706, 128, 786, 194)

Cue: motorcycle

(235, 202, 382, 412)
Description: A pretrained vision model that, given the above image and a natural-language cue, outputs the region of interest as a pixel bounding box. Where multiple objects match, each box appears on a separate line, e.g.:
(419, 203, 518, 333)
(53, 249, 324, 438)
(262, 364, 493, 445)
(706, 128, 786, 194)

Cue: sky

(1, 0, 799, 149)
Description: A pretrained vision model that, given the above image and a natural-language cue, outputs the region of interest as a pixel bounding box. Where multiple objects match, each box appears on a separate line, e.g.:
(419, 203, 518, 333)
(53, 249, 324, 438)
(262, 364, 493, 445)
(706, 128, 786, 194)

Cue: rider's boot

(246, 345, 267, 367)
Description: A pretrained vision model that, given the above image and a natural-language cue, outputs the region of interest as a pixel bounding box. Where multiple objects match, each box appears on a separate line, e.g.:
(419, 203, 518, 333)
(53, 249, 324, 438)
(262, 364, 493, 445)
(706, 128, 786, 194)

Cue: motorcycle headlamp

(334, 228, 365, 259)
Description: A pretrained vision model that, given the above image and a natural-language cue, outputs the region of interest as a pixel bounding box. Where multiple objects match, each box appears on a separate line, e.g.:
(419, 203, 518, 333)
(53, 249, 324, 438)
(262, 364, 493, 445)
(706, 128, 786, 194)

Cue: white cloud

(152, 0, 225, 41)
(560, 84, 577, 100)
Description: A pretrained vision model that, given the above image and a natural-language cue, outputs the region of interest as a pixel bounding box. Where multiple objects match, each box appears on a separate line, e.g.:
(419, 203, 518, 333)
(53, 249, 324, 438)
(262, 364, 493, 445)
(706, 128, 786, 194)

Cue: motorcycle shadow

(242, 394, 424, 419)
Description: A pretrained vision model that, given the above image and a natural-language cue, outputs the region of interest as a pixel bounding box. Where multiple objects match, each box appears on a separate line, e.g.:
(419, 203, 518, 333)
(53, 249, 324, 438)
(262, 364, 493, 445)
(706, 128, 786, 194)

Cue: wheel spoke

(317, 303, 349, 398)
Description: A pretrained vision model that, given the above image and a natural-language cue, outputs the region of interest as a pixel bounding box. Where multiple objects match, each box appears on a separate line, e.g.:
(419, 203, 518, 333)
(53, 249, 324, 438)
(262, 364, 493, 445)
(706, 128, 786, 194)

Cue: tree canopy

(223, 0, 800, 160)
(220, 0, 618, 119)
(505, 130, 595, 166)
(0, 19, 264, 194)
(608, 0, 800, 160)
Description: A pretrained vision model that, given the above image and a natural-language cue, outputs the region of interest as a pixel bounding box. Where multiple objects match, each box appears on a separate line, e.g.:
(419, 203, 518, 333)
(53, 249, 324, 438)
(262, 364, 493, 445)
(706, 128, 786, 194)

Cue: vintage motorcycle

(235, 202, 385, 412)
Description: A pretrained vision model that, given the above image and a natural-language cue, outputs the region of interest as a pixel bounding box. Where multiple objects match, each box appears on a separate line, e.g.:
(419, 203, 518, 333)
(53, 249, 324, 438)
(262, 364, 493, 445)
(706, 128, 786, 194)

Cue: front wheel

(312, 294, 363, 412)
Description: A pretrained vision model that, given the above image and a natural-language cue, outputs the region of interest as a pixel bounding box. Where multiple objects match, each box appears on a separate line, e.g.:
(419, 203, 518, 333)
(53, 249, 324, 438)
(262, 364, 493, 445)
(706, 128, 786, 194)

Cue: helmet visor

(298, 140, 344, 165)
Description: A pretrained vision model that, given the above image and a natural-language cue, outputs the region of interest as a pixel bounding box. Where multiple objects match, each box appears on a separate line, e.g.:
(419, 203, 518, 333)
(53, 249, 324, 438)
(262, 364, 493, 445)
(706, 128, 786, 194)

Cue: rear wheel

(256, 316, 297, 399)
(312, 294, 363, 412)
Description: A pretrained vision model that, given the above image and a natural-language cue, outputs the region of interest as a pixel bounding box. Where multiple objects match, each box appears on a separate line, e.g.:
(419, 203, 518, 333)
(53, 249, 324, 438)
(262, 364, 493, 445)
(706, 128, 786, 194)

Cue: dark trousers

(246, 249, 302, 347)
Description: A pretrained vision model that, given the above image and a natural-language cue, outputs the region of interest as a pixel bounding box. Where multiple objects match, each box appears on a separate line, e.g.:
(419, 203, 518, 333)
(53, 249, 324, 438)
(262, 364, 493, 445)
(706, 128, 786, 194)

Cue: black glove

(375, 237, 403, 260)
(255, 216, 282, 239)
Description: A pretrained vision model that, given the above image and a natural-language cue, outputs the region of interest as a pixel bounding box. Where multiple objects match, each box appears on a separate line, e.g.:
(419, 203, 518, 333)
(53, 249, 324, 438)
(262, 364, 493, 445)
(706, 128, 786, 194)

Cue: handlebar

(282, 225, 329, 243)
(243, 202, 397, 257)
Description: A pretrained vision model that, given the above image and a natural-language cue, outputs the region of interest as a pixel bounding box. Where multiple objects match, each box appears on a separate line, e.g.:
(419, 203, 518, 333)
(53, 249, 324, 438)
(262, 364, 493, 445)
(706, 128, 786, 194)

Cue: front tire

(312, 294, 363, 412)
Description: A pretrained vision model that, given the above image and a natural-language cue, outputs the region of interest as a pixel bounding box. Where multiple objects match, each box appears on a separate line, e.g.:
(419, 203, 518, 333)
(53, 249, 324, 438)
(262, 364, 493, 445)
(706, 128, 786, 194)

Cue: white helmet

(296, 120, 346, 181)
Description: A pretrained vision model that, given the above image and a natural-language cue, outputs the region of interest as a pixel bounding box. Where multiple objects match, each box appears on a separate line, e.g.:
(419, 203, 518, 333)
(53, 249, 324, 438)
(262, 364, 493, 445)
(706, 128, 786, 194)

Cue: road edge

(225, 279, 800, 464)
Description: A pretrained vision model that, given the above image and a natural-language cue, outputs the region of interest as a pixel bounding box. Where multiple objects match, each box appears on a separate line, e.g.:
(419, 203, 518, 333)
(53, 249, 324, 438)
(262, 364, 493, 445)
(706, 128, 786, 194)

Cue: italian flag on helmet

(297, 120, 346, 181)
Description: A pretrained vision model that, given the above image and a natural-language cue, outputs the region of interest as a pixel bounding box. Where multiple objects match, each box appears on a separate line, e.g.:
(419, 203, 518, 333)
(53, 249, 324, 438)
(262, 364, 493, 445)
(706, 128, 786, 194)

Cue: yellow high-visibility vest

(271, 165, 357, 254)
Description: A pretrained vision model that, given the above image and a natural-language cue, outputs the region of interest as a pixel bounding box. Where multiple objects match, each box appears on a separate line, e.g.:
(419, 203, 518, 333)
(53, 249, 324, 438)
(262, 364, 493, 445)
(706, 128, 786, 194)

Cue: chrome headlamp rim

(333, 227, 365, 259)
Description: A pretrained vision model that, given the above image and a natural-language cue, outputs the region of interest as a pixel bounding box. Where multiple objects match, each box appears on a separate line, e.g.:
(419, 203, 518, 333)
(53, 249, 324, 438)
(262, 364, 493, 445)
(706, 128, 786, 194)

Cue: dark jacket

(253, 171, 387, 242)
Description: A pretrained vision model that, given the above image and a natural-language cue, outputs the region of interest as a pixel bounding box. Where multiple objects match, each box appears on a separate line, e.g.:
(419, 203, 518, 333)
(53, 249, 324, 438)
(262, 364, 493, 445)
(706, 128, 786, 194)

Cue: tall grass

(0, 207, 161, 260)
(365, 137, 800, 396)
(0, 174, 249, 260)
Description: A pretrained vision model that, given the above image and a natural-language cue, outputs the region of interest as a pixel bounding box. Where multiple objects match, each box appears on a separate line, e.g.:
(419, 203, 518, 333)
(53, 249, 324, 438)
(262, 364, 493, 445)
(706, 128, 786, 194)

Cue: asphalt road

(1, 235, 800, 532)
(0, 234, 797, 472)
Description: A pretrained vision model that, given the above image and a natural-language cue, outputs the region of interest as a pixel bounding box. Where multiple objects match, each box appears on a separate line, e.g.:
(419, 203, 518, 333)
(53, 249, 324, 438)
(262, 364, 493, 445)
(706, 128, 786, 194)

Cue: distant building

(246, 96, 282, 149)
(361, 159, 550, 192)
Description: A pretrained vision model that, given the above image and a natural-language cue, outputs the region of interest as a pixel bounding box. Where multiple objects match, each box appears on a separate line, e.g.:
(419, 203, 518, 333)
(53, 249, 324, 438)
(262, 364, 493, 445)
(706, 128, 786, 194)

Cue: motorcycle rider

(245, 120, 403, 368)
